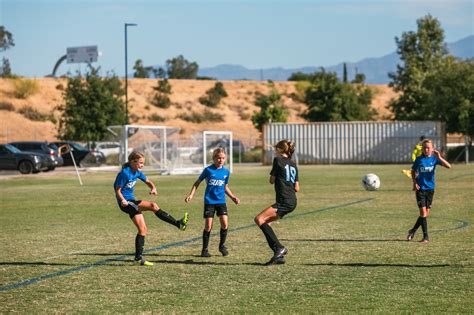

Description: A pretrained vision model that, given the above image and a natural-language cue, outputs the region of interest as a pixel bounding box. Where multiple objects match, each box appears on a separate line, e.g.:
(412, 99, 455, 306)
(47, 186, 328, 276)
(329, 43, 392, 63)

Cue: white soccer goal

(105, 125, 233, 174)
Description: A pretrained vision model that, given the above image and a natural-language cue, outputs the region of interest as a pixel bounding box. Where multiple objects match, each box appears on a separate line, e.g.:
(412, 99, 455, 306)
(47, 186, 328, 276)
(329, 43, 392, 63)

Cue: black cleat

(264, 256, 286, 266)
(407, 229, 416, 241)
(273, 247, 288, 259)
(200, 249, 211, 257)
(219, 245, 229, 257)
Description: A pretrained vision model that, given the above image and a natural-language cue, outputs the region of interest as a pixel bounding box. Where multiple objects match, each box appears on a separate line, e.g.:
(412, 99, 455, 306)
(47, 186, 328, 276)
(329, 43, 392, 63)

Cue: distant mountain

(198, 35, 473, 84)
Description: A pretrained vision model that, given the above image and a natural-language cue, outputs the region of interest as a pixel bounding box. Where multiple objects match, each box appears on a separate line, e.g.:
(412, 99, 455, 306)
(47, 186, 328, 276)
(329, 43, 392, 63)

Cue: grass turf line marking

(0, 198, 375, 293)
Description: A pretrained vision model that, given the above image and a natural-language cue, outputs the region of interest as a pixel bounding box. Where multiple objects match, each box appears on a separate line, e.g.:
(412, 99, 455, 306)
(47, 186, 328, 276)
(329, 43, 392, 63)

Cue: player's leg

(139, 201, 188, 231)
(419, 191, 433, 243)
(218, 214, 229, 256)
(408, 191, 424, 241)
(201, 216, 214, 257)
(254, 206, 283, 253)
(131, 214, 153, 266)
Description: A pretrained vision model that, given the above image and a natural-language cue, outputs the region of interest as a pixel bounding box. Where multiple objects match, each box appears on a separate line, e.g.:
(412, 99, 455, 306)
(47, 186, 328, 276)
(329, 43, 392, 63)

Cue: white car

(95, 142, 121, 157)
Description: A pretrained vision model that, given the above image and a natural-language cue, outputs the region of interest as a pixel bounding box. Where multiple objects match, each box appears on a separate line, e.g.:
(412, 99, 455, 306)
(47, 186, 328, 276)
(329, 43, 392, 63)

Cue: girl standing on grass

(254, 139, 299, 265)
(407, 139, 451, 243)
(114, 151, 188, 266)
(185, 147, 240, 257)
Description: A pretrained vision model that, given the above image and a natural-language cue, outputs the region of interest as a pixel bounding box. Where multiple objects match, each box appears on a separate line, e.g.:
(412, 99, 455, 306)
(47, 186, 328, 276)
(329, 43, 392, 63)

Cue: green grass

(0, 164, 473, 313)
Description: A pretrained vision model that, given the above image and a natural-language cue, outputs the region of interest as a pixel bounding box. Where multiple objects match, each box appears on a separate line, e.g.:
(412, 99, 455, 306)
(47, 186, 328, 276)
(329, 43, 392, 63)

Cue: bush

(12, 78, 39, 99)
(148, 113, 165, 122)
(151, 94, 171, 108)
(17, 105, 50, 121)
(199, 82, 228, 108)
(177, 109, 224, 123)
(0, 101, 15, 111)
(235, 147, 262, 163)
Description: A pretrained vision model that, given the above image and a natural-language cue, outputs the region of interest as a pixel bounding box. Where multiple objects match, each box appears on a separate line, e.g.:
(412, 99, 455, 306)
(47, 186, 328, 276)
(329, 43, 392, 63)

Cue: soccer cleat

(133, 259, 154, 266)
(273, 247, 288, 259)
(219, 245, 229, 257)
(200, 249, 211, 257)
(419, 238, 429, 244)
(264, 256, 286, 266)
(407, 229, 416, 241)
(179, 212, 189, 231)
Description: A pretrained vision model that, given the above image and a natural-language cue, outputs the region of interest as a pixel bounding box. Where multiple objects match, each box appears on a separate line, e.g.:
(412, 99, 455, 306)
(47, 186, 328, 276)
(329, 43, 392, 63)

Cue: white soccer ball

(362, 173, 380, 191)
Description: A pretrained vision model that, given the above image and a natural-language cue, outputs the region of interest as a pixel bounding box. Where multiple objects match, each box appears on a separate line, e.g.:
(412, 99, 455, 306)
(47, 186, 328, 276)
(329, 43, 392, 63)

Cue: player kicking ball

(114, 151, 188, 266)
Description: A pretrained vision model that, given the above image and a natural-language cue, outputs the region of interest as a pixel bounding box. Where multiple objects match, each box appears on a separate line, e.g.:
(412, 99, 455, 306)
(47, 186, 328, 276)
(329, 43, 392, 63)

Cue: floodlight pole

(124, 23, 137, 124)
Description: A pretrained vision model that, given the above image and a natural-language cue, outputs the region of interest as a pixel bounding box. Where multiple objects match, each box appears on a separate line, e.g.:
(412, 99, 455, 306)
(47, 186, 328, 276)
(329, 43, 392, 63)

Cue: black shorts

(416, 190, 434, 209)
(204, 204, 228, 218)
(272, 202, 297, 219)
(120, 200, 142, 219)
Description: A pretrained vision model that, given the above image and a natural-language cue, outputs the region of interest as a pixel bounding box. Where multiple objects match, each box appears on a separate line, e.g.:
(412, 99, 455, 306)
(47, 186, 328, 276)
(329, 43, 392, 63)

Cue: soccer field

(0, 164, 473, 313)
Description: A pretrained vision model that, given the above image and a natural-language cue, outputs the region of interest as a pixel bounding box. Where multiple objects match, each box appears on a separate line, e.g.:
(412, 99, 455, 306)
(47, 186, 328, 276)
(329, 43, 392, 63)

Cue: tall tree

(1, 57, 12, 77)
(133, 59, 150, 78)
(343, 62, 348, 83)
(0, 26, 14, 52)
(166, 55, 199, 79)
(388, 15, 448, 120)
(251, 83, 288, 131)
(57, 68, 126, 141)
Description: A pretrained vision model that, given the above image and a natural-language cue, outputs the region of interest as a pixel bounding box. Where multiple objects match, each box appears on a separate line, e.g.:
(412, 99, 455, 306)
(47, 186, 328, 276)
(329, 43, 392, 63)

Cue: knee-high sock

(135, 234, 145, 261)
(421, 217, 428, 239)
(259, 223, 282, 251)
(412, 216, 423, 231)
(155, 209, 179, 228)
(219, 228, 228, 247)
(202, 230, 211, 250)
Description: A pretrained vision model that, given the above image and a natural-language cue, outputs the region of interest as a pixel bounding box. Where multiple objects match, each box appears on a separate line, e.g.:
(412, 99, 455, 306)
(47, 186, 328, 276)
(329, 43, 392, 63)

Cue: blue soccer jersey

(199, 164, 230, 205)
(411, 155, 442, 190)
(113, 166, 147, 205)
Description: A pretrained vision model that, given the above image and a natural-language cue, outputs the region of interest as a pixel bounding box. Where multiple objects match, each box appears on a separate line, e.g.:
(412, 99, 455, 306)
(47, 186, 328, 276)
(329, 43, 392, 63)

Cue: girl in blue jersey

(407, 139, 451, 243)
(255, 140, 299, 265)
(114, 151, 188, 266)
(185, 147, 240, 257)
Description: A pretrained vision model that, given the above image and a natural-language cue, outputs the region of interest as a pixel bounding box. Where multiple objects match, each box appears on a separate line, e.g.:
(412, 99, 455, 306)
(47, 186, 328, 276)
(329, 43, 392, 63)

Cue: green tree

(57, 68, 126, 141)
(133, 59, 151, 78)
(343, 63, 348, 83)
(423, 57, 474, 136)
(388, 15, 448, 119)
(199, 82, 228, 107)
(1, 57, 12, 77)
(151, 79, 172, 108)
(302, 70, 375, 122)
(0, 26, 14, 52)
(352, 73, 366, 84)
(166, 55, 199, 79)
(251, 84, 288, 131)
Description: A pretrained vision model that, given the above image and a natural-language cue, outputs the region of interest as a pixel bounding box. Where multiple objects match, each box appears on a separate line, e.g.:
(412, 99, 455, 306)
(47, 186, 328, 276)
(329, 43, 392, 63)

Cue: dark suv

(9, 141, 64, 171)
(0, 144, 49, 174)
(53, 141, 105, 167)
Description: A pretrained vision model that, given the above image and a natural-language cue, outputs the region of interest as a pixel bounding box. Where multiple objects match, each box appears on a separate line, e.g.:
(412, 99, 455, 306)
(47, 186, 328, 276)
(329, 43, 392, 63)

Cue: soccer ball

(362, 173, 380, 191)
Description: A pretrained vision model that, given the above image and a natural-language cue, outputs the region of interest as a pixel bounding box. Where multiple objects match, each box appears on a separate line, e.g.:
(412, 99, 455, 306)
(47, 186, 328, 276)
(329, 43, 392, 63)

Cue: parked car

(9, 141, 64, 171)
(0, 144, 49, 174)
(95, 141, 121, 157)
(52, 141, 106, 167)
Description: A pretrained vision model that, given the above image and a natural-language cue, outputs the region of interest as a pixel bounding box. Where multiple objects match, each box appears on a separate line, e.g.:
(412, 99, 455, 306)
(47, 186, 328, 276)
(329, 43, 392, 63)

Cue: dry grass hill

(0, 78, 397, 146)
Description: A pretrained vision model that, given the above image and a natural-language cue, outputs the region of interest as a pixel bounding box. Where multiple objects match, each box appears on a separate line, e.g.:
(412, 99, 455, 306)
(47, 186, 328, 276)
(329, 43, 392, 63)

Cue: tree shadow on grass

(303, 262, 457, 268)
(0, 261, 75, 266)
(282, 238, 405, 242)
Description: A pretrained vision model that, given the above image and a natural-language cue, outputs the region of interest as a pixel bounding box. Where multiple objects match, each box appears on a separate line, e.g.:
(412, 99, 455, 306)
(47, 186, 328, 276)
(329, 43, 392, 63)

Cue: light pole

(124, 23, 137, 124)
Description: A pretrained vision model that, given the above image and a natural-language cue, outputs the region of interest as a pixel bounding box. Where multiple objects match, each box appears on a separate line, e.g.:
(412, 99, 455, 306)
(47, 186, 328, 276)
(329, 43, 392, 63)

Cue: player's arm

(294, 181, 300, 192)
(185, 178, 202, 203)
(269, 176, 275, 184)
(115, 186, 128, 207)
(225, 184, 240, 204)
(411, 169, 419, 191)
(434, 150, 451, 169)
(144, 178, 157, 195)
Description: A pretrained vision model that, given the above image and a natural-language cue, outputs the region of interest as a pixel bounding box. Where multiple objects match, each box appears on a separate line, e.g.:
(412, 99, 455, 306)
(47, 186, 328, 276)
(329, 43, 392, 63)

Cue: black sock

(202, 230, 211, 250)
(135, 234, 145, 261)
(155, 209, 179, 228)
(219, 228, 228, 248)
(412, 216, 423, 231)
(421, 217, 428, 239)
(260, 223, 282, 251)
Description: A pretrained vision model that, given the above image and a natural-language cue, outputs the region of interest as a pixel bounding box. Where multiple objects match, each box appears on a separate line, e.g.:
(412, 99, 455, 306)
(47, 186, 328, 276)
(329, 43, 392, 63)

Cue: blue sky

(1, 0, 473, 77)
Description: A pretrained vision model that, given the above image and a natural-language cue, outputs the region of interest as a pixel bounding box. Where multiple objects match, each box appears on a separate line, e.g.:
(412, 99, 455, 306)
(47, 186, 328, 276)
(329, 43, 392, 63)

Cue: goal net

(105, 125, 233, 174)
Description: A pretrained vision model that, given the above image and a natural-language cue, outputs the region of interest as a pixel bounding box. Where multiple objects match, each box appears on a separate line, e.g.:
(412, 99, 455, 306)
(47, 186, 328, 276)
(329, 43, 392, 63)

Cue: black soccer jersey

(270, 156, 298, 205)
